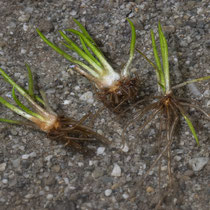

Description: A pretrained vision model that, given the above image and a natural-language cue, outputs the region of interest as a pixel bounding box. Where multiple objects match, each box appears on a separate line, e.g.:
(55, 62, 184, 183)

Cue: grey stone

(189, 157, 209, 172)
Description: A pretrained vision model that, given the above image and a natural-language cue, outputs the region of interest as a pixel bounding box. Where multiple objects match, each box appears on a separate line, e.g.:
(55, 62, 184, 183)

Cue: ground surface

(0, 0, 209, 210)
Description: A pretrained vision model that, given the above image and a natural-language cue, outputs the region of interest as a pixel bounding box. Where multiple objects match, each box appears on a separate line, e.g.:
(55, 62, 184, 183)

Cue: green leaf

(181, 112, 199, 145)
(151, 29, 165, 92)
(67, 29, 115, 75)
(158, 23, 170, 93)
(0, 118, 23, 125)
(36, 28, 100, 78)
(121, 18, 136, 77)
(25, 63, 34, 99)
(172, 76, 210, 90)
(59, 30, 103, 74)
(12, 87, 43, 120)
(73, 19, 96, 44)
(0, 96, 34, 121)
(79, 36, 102, 67)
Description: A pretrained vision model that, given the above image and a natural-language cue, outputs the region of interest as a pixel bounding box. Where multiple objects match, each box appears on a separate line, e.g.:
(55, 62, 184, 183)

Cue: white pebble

(70, 10, 77, 16)
(2, 179, 8, 184)
(122, 193, 129, 199)
(63, 100, 71, 105)
(23, 23, 28, 31)
(78, 162, 84, 167)
(22, 154, 30, 160)
(45, 155, 53, 161)
(0, 163, 6, 172)
(104, 189, 112, 196)
(203, 89, 210, 97)
(74, 86, 80, 91)
(174, 156, 182, 161)
(97, 147, 105, 155)
(46, 194, 53, 200)
(29, 152, 36, 158)
(189, 157, 209, 172)
(20, 48, 26, 54)
(79, 91, 94, 104)
(111, 163, 121, 177)
(18, 14, 30, 22)
(121, 143, 129, 153)
(89, 160, 93, 166)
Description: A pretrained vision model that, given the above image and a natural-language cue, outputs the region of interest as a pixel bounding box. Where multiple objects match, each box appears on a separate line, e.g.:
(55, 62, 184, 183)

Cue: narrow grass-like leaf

(121, 18, 136, 77)
(25, 63, 34, 99)
(79, 36, 102, 67)
(181, 112, 199, 145)
(0, 96, 35, 121)
(136, 48, 161, 74)
(73, 19, 97, 45)
(59, 30, 103, 74)
(151, 30, 165, 92)
(61, 41, 74, 51)
(0, 68, 31, 102)
(172, 76, 210, 90)
(37, 29, 100, 78)
(73, 19, 104, 55)
(0, 118, 23, 125)
(0, 68, 54, 118)
(35, 95, 45, 106)
(158, 23, 170, 93)
(12, 87, 43, 120)
(67, 29, 115, 74)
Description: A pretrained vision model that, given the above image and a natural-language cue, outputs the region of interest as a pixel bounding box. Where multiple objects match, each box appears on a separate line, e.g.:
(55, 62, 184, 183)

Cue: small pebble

(25, 194, 34, 199)
(18, 14, 30, 22)
(22, 154, 30, 160)
(45, 155, 53, 162)
(79, 91, 94, 104)
(63, 100, 71, 105)
(47, 194, 53, 200)
(12, 159, 20, 168)
(97, 147, 105, 155)
(187, 83, 202, 97)
(104, 189, 112, 196)
(92, 168, 104, 179)
(23, 23, 28, 31)
(51, 165, 60, 173)
(121, 143, 129, 153)
(78, 162, 84, 167)
(189, 157, 208, 172)
(0, 163, 6, 172)
(122, 193, 129, 199)
(111, 164, 121, 177)
(174, 156, 182, 161)
(146, 186, 155, 193)
(2, 179, 8, 184)
(20, 48, 27, 54)
(29, 152, 36, 158)
(70, 10, 77, 16)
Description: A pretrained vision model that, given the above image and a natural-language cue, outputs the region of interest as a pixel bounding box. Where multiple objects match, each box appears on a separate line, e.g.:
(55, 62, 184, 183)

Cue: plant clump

(123, 23, 210, 201)
(0, 65, 109, 154)
(36, 19, 140, 112)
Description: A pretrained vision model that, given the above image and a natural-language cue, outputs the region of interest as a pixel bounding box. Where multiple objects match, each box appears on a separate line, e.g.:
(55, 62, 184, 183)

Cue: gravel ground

(0, 0, 209, 210)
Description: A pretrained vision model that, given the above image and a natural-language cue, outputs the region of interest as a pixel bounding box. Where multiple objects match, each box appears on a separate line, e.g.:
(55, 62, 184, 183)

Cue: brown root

(126, 91, 208, 201)
(47, 116, 110, 154)
(97, 76, 140, 113)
